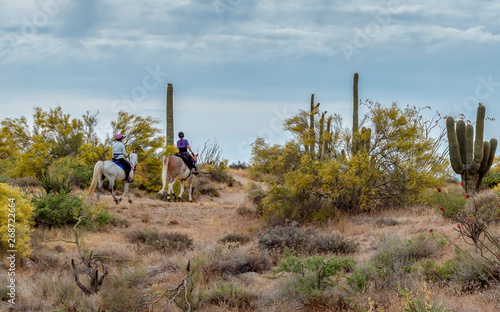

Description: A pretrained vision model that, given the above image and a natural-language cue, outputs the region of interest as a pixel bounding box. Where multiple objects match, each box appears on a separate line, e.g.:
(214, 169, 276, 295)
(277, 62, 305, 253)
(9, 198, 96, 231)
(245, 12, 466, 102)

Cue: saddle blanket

(112, 161, 125, 171)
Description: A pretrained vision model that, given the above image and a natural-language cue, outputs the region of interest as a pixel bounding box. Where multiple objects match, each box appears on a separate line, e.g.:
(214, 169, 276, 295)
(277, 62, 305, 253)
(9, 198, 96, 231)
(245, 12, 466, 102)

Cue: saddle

(112, 159, 128, 172)
(175, 153, 193, 169)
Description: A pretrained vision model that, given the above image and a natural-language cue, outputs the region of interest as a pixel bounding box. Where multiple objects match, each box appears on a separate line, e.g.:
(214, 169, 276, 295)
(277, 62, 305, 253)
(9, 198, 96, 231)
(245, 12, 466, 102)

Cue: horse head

(129, 153, 138, 170)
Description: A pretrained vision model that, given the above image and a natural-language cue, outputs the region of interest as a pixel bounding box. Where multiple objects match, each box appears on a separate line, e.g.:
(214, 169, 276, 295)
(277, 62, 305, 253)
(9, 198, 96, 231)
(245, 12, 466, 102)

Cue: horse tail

(159, 156, 169, 193)
(87, 161, 103, 196)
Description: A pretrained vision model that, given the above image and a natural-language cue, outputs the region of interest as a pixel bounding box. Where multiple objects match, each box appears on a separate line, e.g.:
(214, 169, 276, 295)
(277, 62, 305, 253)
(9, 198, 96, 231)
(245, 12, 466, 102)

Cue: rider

(177, 131, 199, 175)
(112, 134, 134, 183)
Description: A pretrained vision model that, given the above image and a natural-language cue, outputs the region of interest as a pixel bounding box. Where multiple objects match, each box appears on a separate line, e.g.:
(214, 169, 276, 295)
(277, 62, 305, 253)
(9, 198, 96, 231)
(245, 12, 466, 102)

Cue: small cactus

(446, 103, 497, 193)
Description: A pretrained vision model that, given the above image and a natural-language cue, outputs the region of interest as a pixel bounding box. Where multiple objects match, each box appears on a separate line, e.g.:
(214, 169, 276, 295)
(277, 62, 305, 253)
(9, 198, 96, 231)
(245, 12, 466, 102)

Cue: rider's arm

(188, 145, 194, 154)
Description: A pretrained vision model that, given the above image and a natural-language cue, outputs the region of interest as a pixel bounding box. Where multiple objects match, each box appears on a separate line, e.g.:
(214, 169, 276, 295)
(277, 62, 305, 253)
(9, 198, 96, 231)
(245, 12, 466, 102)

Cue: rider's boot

(192, 166, 199, 175)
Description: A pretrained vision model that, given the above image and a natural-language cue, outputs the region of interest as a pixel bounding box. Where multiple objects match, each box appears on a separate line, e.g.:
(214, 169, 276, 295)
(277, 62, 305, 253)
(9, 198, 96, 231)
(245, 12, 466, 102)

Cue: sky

(1, 0, 500, 163)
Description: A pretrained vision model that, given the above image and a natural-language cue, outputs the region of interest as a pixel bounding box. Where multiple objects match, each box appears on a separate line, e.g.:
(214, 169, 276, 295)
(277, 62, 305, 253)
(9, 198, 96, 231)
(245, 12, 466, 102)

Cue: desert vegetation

(1, 75, 500, 311)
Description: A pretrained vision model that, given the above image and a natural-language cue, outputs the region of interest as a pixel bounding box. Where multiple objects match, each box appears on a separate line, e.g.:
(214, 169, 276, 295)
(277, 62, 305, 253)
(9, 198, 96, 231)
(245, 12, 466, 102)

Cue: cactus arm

(446, 116, 464, 174)
(486, 138, 498, 174)
(478, 141, 490, 172)
(466, 124, 474, 165)
(456, 120, 467, 164)
(473, 104, 485, 165)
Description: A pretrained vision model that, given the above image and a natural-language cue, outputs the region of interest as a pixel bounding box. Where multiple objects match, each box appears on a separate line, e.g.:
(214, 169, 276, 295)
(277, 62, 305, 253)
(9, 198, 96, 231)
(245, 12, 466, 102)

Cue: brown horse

(156, 154, 198, 202)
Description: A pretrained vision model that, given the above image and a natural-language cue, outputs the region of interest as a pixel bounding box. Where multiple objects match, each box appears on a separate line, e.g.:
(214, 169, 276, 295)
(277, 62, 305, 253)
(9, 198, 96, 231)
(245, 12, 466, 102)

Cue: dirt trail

(99, 169, 263, 244)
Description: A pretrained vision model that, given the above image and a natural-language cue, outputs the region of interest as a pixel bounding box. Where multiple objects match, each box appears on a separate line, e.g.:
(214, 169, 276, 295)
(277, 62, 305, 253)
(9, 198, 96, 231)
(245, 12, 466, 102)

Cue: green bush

(38, 172, 74, 195)
(423, 184, 466, 218)
(273, 248, 356, 290)
(32, 193, 121, 228)
(483, 170, 500, 189)
(272, 248, 355, 309)
(346, 264, 376, 292)
(32, 192, 83, 227)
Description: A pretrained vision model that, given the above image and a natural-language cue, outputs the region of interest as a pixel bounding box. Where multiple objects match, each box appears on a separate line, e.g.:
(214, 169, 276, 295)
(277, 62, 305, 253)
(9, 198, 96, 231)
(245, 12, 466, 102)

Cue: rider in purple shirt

(177, 131, 199, 175)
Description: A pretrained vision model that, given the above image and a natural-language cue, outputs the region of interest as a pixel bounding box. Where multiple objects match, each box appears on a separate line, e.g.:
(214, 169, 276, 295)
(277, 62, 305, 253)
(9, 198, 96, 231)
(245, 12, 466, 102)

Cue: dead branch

(148, 261, 191, 312)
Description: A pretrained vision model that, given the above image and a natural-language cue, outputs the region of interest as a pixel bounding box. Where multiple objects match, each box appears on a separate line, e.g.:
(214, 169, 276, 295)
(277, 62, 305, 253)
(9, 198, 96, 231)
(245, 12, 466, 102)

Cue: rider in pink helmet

(112, 134, 134, 182)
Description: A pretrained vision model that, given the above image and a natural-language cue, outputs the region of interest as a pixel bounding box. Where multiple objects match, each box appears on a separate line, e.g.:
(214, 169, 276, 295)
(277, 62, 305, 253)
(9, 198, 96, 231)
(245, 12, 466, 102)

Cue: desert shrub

(236, 206, 255, 216)
(262, 183, 333, 224)
(463, 191, 500, 222)
(8, 177, 39, 188)
(346, 263, 377, 292)
(424, 184, 466, 218)
(0, 183, 34, 258)
(0, 276, 10, 302)
(373, 217, 399, 227)
(218, 233, 251, 245)
(273, 248, 355, 309)
(32, 192, 83, 227)
(196, 244, 271, 281)
(32, 193, 119, 228)
(247, 182, 266, 215)
(202, 159, 235, 186)
(229, 161, 248, 170)
(399, 282, 452, 312)
(193, 174, 220, 197)
(69, 162, 93, 189)
(483, 169, 500, 189)
(204, 281, 256, 311)
(257, 221, 359, 256)
(99, 270, 147, 311)
(371, 233, 440, 289)
(126, 228, 193, 252)
(38, 171, 74, 195)
(422, 250, 500, 292)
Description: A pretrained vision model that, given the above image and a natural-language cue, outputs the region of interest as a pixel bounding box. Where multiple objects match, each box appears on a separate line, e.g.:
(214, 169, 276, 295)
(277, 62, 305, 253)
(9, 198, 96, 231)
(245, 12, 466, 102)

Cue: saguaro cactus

(166, 83, 174, 146)
(446, 103, 497, 193)
(308, 94, 320, 157)
(352, 72, 371, 154)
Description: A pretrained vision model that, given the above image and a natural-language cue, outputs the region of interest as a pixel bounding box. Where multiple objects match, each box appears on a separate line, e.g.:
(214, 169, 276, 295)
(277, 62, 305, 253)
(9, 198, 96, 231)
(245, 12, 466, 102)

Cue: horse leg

(124, 182, 132, 204)
(178, 181, 185, 201)
(188, 179, 193, 202)
(168, 181, 176, 202)
(109, 178, 119, 204)
(97, 174, 103, 201)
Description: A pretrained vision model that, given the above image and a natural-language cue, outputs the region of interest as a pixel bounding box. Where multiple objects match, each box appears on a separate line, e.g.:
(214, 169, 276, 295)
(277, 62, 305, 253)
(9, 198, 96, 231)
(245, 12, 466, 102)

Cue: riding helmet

(115, 134, 124, 140)
(178, 131, 184, 138)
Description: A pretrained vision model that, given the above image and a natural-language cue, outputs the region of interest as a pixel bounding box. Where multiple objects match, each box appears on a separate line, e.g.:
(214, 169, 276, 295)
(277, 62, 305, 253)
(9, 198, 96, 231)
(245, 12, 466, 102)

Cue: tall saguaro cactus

(446, 103, 497, 193)
(353, 72, 359, 137)
(352, 72, 371, 154)
(166, 83, 174, 146)
(308, 94, 320, 158)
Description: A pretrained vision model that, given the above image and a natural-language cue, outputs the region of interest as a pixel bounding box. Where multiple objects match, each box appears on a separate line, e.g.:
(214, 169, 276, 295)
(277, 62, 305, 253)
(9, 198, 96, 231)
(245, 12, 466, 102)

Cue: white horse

(86, 153, 138, 204)
(156, 154, 197, 202)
